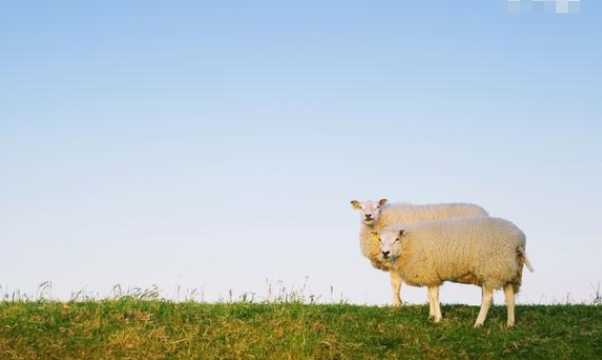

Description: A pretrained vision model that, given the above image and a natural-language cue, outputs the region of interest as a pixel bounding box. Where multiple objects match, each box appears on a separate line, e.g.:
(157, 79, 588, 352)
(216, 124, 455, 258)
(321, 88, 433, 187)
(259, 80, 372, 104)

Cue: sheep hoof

(428, 315, 441, 323)
(473, 322, 483, 328)
(507, 321, 515, 327)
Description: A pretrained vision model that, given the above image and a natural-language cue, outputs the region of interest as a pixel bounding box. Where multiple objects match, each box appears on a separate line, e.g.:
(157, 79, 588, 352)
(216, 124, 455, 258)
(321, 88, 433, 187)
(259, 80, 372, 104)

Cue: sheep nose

(382, 251, 390, 258)
(365, 214, 373, 219)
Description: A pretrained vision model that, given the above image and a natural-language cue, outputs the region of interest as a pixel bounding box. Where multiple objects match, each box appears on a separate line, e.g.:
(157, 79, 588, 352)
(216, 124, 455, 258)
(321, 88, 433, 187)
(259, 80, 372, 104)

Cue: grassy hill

(0, 300, 600, 360)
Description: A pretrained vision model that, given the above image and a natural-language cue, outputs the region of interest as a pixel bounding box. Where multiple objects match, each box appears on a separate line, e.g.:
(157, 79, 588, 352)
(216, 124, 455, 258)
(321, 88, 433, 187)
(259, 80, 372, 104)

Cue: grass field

(0, 298, 600, 360)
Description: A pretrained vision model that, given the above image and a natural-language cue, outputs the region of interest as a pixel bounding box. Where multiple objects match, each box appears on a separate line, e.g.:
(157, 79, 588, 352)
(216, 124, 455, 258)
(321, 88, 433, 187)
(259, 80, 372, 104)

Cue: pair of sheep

(351, 199, 533, 327)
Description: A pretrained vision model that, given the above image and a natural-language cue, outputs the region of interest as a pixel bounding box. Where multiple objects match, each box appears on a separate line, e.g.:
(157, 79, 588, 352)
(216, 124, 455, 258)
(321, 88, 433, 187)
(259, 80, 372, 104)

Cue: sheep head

(350, 199, 387, 226)
(376, 227, 406, 260)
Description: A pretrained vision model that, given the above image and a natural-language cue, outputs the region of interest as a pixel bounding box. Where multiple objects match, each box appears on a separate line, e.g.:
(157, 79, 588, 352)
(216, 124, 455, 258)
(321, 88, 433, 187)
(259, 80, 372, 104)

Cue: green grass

(0, 300, 600, 360)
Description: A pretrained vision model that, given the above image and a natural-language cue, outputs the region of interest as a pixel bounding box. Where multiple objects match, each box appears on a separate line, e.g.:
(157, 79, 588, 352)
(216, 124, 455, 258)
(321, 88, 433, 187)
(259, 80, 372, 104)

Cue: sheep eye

(394, 238, 400, 243)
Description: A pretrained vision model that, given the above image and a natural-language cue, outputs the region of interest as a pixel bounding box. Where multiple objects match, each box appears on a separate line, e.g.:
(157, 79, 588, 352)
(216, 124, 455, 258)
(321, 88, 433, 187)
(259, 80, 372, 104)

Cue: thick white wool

(380, 217, 533, 291)
(359, 202, 488, 271)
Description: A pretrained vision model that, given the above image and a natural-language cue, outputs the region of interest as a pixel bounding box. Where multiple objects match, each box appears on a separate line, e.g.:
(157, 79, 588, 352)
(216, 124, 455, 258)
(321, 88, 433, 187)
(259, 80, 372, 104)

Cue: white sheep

(375, 217, 534, 327)
(350, 199, 488, 306)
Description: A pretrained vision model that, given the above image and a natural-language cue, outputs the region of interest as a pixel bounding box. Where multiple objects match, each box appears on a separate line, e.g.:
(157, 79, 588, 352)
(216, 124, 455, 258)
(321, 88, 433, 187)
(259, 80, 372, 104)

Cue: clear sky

(1, 0, 600, 305)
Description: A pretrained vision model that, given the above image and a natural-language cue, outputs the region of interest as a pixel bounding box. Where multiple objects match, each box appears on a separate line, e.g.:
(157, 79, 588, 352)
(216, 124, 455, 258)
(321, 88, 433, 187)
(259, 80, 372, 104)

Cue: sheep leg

(427, 288, 435, 318)
(428, 286, 442, 323)
(434, 287, 442, 322)
(389, 270, 402, 307)
(504, 284, 515, 327)
(474, 286, 493, 328)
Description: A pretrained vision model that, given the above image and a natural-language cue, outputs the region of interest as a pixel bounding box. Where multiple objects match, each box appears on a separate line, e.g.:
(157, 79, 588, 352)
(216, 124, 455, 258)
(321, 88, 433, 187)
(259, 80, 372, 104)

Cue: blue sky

(1, 0, 600, 304)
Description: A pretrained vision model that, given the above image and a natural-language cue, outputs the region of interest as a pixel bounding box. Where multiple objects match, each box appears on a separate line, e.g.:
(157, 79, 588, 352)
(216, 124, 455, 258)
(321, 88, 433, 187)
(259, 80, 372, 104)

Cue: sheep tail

(518, 246, 534, 273)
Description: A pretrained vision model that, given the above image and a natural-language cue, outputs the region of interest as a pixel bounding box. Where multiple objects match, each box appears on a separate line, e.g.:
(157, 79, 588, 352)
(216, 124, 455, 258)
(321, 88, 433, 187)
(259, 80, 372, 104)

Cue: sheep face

(350, 199, 387, 226)
(376, 228, 405, 260)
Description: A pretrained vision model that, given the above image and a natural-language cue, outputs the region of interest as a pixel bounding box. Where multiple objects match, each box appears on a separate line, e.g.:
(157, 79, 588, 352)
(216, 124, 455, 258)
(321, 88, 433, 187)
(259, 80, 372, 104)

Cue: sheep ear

(398, 229, 406, 237)
(378, 198, 388, 207)
(350, 200, 361, 210)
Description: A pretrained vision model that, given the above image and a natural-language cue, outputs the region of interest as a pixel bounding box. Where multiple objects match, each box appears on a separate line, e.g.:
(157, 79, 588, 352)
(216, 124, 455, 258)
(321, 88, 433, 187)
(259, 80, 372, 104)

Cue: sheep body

(386, 217, 529, 289)
(378, 216, 533, 326)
